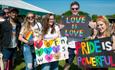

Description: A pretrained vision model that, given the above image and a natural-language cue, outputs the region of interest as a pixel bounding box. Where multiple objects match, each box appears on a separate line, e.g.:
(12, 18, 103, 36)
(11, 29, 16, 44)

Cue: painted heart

(44, 47, 52, 54)
(53, 52, 61, 60)
(53, 45, 60, 53)
(34, 40, 43, 49)
(44, 40, 53, 48)
(35, 48, 44, 56)
(45, 54, 53, 62)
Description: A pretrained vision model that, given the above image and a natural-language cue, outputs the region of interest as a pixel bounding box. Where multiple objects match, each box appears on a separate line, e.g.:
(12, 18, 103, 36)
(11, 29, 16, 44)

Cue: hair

(70, 1, 80, 9)
(2, 8, 9, 15)
(111, 23, 115, 35)
(42, 13, 55, 35)
(96, 16, 111, 37)
(21, 12, 36, 35)
(9, 8, 19, 14)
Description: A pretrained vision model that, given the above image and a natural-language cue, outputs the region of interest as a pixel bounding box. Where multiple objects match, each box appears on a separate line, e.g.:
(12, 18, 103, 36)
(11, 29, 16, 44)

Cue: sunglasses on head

(71, 8, 79, 10)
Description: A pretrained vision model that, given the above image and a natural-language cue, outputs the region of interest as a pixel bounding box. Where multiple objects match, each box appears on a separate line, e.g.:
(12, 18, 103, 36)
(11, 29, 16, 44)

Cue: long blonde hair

(22, 12, 36, 35)
(96, 16, 110, 37)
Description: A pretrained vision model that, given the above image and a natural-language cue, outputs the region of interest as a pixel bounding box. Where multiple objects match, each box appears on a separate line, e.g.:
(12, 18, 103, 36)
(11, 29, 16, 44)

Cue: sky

(24, 0, 115, 15)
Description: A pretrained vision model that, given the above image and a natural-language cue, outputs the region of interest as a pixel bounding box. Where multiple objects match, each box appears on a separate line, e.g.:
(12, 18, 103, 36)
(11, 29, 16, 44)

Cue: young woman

(19, 12, 42, 70)
(89, 16, 115, 70)
(41, 13, 60, 70)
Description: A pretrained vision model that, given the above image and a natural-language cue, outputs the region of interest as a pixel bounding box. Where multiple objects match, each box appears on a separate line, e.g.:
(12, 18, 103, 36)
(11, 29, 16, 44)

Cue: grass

(13, 51, 115, 70)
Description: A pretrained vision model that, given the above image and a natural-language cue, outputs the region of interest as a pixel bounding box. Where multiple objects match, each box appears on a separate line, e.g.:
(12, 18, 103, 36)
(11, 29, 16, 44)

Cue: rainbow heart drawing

(45, 54, 53, 62)
(52, 45, 60, 53)
(35, 48, 44, 56)
(34, 40, 43, 49)
(44, 40, 53, 48)
(53, 52, 61, 60)
(44, 47, 52, 54)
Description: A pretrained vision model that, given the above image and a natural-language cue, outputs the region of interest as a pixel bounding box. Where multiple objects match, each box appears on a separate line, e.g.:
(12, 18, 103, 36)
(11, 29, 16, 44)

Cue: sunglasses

(71, 8, 79, 10)
(27, 16, 35, 20)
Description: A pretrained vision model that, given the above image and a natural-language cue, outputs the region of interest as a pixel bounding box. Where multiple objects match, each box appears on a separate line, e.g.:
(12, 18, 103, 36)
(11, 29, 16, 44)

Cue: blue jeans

(41, 61, 58, 70)
(23, 44, 37, 70)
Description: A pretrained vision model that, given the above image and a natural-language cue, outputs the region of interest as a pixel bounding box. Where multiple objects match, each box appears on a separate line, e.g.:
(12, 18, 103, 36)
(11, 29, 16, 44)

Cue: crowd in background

(0, 1, 115, 70)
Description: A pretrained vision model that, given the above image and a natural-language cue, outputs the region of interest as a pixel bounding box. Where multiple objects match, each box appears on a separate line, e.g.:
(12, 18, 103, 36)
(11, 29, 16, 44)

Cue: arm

(112, 35, 115, 50)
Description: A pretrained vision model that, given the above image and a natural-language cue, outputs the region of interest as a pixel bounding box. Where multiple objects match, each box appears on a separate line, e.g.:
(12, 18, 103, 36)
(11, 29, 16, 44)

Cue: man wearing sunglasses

(0, 8, 21, 70)
(63, 2, 80, 70)
(63, 1, 91, 70)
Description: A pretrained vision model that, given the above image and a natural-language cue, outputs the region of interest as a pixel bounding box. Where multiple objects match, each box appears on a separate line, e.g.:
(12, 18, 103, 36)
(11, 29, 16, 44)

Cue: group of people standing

(0, 1, 115, 70)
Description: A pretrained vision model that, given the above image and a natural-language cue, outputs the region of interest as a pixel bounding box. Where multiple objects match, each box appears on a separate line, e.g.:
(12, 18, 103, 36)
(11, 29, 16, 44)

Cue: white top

(44, 25, 60, 39)
(20, 22, 42, 35)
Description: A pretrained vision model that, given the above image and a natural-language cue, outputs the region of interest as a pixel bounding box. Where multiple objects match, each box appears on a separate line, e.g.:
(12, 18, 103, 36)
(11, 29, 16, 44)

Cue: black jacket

(0, 19, 21, 48)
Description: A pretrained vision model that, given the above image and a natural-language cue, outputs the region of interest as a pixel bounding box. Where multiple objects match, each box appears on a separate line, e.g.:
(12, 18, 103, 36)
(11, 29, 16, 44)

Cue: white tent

(0, 0, 53, 14)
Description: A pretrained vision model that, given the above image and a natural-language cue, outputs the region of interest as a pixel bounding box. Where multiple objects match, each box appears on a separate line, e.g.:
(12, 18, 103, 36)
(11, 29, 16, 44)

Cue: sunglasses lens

(27, 16, 34, 19)
(71, 8, 78, 10)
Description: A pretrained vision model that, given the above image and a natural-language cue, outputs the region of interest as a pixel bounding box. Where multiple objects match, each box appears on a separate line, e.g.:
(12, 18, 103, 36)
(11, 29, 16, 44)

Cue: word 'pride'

(76, 37, 115, 67)
(76, 40, 112, 55)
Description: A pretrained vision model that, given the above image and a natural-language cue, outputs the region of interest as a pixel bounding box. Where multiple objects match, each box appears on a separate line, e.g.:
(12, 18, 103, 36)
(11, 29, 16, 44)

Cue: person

(2, 8, 10, 20)
(88, 16, 115, 70)
(0, 8, 21, 70)
(41, 13, 60, 70)
(63, 1, 91, 70)
(0, 14, 4, 70)
(18, 12, 42, 70)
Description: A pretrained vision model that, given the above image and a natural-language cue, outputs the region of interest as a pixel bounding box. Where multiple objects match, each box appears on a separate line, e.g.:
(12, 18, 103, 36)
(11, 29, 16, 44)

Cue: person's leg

(0, 52, 4, 70)
(51, 61, 58, 70)
(41, 63, 50, 70)
(2, 48, 12, 70)
(23, 44, 33, 70)
(64, 48, 75, 70)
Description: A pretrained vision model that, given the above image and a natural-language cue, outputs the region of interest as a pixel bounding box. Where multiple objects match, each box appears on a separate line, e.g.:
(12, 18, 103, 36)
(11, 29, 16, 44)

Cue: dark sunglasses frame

(27, 16, 35, 20)
(71, 8, 79, 10)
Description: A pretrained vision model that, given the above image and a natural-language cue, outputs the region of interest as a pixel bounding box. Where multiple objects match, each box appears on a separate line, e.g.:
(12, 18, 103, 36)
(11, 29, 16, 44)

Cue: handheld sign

(61, 15, 91, 39)
(34, 37, 69, 65)
(75, 37, 115, 68)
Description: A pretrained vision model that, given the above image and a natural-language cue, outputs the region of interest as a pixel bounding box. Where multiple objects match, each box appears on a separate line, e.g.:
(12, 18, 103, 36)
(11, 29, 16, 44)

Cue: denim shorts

(2, 48, 16, 61)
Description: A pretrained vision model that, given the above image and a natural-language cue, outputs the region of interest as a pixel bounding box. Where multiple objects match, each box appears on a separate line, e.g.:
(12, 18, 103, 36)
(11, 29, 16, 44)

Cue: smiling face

(49, 15, 54, 26)
(10, 12, 18, 19)
(71, 4, 79, 15)
(27, 13, 35, 23)
(97, 21, 107, 34)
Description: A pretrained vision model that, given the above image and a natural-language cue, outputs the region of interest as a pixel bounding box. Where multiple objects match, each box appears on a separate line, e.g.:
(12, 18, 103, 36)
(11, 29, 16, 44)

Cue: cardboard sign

(34, 37, 69, 65)
(61, 15, 91, 39)
(75, 37, 115, 68)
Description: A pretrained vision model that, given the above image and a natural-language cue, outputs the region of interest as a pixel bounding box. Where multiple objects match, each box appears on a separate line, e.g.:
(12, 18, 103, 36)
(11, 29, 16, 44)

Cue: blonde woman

(89, 16, 113, 70)
(19, 12, 42, 70)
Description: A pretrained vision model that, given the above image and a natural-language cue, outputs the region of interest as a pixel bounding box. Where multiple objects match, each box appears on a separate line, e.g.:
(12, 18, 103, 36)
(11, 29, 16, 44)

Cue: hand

(59, 24, 65, 29)
(0, 52, 3, 59)
(89, 21, 96, 29)
(28, 40, 34, 45)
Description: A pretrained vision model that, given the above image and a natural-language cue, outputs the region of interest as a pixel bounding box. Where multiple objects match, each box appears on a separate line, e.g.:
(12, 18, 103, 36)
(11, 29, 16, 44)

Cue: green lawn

(13, 55, 115, 70)
(12, 51, 115, 70)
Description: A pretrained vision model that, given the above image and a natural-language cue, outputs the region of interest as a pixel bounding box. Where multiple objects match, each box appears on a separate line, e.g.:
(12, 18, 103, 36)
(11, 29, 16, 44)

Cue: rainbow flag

(25, 31, 33, 41)
(21, 31, 33, 45)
